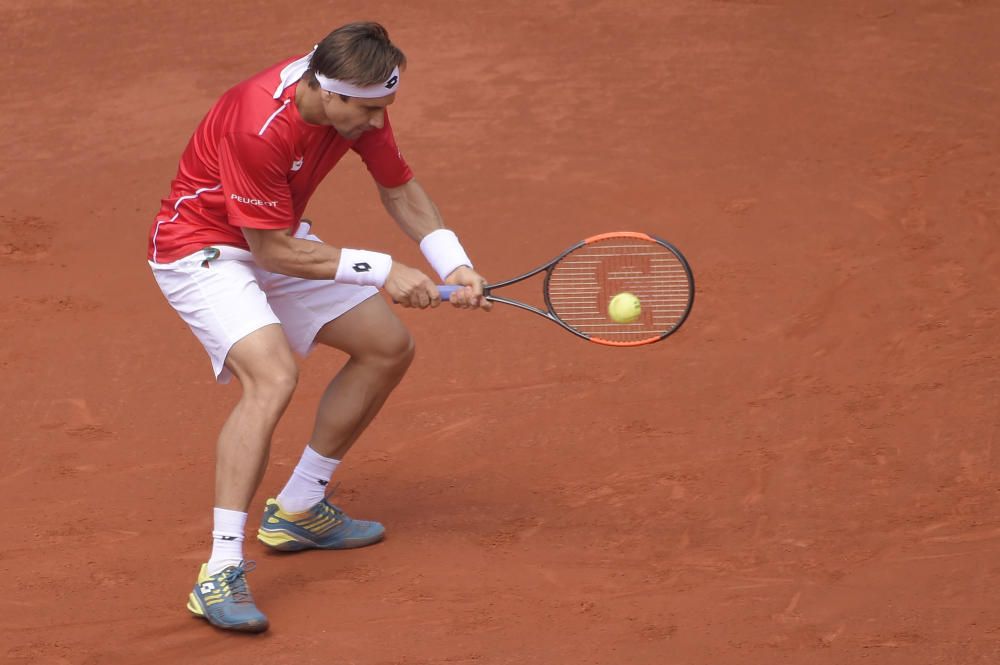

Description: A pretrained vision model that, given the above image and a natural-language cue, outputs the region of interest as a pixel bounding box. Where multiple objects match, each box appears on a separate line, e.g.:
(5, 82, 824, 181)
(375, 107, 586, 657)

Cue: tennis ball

(608, 292, 641, 323)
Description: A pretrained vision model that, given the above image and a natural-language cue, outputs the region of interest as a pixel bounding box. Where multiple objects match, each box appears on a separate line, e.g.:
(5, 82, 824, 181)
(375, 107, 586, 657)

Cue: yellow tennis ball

(608, 292, 642, 323)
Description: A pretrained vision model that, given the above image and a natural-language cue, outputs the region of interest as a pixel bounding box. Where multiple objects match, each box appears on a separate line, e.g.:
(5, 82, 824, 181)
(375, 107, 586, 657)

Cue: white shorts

(149, 223, 379, 384)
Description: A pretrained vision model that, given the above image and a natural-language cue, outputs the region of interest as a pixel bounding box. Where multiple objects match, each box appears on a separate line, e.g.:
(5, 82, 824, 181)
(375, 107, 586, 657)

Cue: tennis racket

(440, 231, 694, 347)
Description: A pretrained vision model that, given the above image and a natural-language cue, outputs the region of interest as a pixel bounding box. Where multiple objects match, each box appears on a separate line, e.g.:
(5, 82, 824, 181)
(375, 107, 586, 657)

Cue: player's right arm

(242, 228, 439, 308)
(221, 131, 437, 308)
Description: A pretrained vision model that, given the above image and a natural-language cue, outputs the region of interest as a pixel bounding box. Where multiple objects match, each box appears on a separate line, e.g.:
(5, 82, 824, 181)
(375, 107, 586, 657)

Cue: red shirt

(148, 57, 413, 263)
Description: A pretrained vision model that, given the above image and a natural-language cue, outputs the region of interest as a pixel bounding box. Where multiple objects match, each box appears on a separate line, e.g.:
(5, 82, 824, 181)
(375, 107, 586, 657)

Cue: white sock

(276, 444, 340, 513)
(207, 507, 247, 576)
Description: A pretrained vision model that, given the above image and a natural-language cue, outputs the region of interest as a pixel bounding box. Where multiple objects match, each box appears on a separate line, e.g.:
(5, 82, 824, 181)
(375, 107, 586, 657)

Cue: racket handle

(437, 285, 460, 299)
(391, 285, 461, 306)
(436, 284, 493, 301)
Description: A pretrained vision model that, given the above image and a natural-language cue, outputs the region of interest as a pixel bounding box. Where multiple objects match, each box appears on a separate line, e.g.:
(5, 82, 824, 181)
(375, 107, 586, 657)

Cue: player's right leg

(150, 248, 296, 633)
(214, 323, 298, 510)
(185, 323, 298, 633)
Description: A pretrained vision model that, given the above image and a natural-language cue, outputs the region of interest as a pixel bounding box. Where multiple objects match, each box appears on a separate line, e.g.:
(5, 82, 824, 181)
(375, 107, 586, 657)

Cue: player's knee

(243, 362, 299, 410)
(266, 365, 300, 397)
(385, 328, 415, 372)
(364, 327, 415, 374)
(397, 331, 416, 369)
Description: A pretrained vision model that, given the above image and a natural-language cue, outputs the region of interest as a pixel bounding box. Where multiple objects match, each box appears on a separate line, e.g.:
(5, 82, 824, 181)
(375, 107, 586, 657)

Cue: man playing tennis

(146, 22, 489, 633)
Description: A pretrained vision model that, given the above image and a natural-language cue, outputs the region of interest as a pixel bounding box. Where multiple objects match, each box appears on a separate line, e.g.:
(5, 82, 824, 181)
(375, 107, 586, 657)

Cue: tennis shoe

(257, 496, 385, 551)
(186, 561, 268, 633)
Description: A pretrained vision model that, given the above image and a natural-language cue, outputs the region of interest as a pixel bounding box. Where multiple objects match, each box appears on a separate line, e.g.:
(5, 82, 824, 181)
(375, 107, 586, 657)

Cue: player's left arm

(377, 179, 491, 311)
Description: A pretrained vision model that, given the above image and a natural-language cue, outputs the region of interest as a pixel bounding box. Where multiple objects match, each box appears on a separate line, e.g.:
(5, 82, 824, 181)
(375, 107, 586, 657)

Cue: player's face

(322, 92, 396, 140)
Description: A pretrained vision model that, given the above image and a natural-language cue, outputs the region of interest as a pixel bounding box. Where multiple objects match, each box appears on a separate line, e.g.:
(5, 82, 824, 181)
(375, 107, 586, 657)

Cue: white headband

(315, 67, 400, 98)
(273, 49, 401, 100)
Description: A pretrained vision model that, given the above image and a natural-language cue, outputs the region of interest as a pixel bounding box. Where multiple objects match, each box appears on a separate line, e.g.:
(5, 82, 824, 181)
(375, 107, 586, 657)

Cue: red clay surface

(2, 1, 999, 663)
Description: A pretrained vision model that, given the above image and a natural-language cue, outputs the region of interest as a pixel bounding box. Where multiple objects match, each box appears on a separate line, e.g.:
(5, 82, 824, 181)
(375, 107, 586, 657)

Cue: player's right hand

(384, 262, 440, 309)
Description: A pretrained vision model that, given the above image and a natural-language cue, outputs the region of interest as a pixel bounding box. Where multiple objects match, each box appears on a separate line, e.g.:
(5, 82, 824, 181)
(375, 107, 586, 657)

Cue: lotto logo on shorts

(352, 262, 372, 273)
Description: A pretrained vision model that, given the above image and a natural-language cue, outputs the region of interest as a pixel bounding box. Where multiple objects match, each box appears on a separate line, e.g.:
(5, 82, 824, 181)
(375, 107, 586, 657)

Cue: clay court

(2, 1, 999, 663)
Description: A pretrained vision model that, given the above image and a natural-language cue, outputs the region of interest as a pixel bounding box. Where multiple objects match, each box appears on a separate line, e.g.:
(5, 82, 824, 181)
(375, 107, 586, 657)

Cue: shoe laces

(318, 483, 345, 518)
(221, 560, 256, 603)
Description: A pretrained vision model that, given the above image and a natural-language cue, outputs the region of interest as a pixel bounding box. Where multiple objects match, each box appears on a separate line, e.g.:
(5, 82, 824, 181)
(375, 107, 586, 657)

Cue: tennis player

(146, 22, 489, 633)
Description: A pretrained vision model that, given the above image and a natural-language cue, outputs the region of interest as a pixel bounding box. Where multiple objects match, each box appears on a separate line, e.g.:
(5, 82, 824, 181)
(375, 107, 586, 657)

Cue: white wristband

(335, 249, 392, 287)
(419, 229, 473, 281)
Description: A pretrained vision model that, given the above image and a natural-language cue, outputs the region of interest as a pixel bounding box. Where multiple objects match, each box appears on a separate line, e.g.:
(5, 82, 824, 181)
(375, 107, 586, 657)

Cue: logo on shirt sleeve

(291, 156, 304, 171)
(231, 193, 279, 208)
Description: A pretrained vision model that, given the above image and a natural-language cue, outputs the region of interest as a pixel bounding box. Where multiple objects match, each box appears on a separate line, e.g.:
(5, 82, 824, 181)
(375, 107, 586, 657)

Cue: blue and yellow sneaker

(256, 497, 385, 551)
(186, 561, 269, 633)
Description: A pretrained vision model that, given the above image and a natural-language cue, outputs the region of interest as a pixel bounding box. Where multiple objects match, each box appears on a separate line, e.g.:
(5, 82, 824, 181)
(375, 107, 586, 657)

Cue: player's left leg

(257, 294, 413, 551)
(255, 221, 414, 463)
(307, 294, 415, 459)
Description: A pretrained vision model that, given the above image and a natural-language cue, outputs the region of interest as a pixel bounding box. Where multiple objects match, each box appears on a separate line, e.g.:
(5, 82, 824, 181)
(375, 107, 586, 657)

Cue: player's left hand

(443, 266, 492, 311)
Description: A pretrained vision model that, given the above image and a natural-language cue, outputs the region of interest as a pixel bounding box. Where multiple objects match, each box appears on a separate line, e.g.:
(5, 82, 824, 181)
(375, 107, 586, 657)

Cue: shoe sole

(186, 592, 269, 633)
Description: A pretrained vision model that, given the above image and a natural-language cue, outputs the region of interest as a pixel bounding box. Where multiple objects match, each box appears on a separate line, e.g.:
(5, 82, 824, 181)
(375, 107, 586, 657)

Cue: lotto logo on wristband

(335, 248, 392, 288)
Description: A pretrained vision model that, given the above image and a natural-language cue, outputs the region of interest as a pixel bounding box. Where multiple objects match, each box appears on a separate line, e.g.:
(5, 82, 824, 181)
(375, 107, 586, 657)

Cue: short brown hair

(305, 22, 406, 91)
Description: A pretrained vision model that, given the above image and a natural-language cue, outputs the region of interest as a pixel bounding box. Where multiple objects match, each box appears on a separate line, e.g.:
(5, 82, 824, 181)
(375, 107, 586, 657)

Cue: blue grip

(438, 285, 460, 299)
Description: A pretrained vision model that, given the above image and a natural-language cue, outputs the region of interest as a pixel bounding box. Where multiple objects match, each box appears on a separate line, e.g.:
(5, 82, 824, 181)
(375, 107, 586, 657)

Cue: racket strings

(547, 238, 692, 344)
